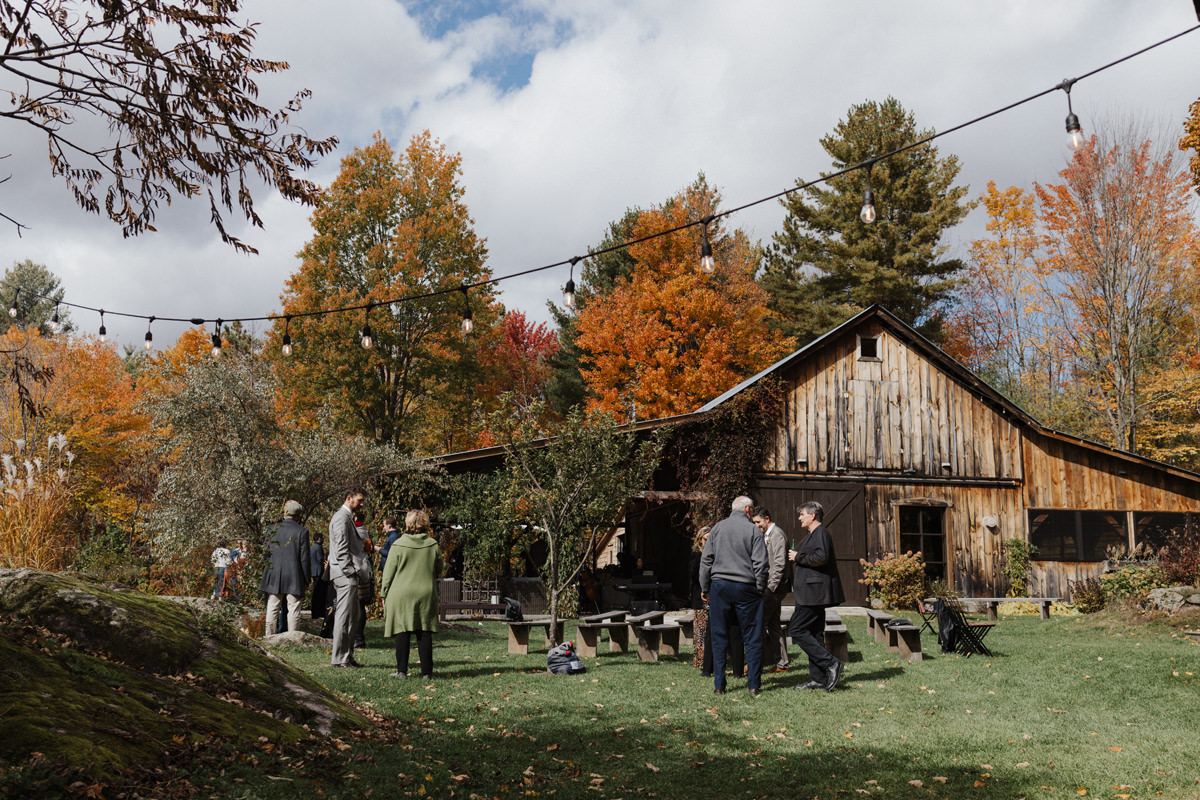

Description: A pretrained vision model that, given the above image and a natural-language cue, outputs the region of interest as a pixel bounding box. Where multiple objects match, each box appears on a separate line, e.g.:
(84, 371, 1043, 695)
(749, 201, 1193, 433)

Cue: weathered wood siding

(765, 323, 1023, 480)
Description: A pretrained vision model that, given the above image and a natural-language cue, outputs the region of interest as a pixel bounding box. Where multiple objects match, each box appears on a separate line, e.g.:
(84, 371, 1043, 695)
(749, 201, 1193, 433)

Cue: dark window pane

(1079, 511, 1127, 560)
(1029, 510, 1077, 561)
(898, 506, 920, 533)
(924, 512, 942, 535)
(860, 337, 878, 359)
(900, 534, 922, 554)
(1134, 512, 1190, 553)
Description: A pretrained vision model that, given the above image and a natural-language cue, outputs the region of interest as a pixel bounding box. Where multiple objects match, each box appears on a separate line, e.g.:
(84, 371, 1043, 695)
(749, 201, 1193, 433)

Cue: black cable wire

(2, 24, 1197, 334)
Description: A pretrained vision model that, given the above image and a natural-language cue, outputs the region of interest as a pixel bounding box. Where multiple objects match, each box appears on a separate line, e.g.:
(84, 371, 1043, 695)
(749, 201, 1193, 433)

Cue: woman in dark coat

(381, 509, 441, 679)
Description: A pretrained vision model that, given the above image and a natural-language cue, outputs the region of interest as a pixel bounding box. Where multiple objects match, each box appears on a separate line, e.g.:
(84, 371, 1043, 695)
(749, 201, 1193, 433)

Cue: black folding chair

(933, 598, 995, 657)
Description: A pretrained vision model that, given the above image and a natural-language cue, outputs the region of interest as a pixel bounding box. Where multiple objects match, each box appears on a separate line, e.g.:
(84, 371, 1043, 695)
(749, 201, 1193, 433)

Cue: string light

(49, 304, 59, 332)
(144, 316, 155, 350)
(0, 26, 1190, 349)
(211, 319, 222, 359)
(8, 289, 18, 318)
(563, 257, 578, 310)
(860, 167, 877, 224)
(1060, 78, 1085, 150)
(460, 287, 473, 335)
(281, 315, 293, 357)
(699, 216, 716, 274)
(360, 305, 374, 349)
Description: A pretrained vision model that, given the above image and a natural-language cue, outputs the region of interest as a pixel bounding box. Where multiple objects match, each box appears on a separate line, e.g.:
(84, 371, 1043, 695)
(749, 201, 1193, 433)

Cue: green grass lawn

(224, 610, 1200, 799)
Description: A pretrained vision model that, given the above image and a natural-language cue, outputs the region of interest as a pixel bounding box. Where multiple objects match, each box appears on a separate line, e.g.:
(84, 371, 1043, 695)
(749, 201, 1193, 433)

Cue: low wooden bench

(633, 623, 682, 662)
(866, 609, 894, 645)
(673, 613, 695, 647)
(885, 622, 922, 662)
(625, 609, 666, 634)
(575, 612, 631, 658)
(440, 601, 505, 621)
(824, 609, 849, 664)
(968, 597, 1062, 621)
(504, 617, 564, 655)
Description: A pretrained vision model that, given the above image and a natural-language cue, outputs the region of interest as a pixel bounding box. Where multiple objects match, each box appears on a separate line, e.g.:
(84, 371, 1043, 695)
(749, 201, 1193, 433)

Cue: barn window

(898, 506, 945, 584)
(858, 335, 879, 360)
(1133, 511, 1194, 554)
(1028, 509, 1128, 561)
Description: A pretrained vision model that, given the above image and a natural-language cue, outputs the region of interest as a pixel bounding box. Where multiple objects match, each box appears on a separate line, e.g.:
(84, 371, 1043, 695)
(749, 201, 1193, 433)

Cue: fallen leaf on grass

(974, 779, 986, 788)
(547, 744, 560, 751)
(646, 763, 660, 773)
(1109, 746, 1122, 751)
(1077, 789, 1087, 796)
(1015, 762, 1031, 768)
(909, 779, 923, 787)
(1046, 707, 1068, 713)
(932, 776, 947, 783)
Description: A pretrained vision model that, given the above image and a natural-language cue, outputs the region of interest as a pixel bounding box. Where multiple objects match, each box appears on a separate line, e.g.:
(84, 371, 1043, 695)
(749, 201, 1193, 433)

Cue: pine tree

(763, 97, 972, 344)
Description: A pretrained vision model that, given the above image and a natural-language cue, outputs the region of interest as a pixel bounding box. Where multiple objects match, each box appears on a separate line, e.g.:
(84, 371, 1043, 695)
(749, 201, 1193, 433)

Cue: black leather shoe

(748, 688, 761, 697)
(713, 688, 725, 695)
(795, 680, 822, 690)
(825, 661, 845, 692)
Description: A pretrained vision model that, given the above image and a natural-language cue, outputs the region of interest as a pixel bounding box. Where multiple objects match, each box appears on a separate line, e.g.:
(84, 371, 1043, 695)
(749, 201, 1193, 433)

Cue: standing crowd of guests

(693, 496, 845, 696)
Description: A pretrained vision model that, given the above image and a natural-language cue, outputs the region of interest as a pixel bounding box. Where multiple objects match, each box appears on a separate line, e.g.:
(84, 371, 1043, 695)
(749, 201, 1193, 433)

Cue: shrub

(1069, 577, 1106, 613)
(1155, 517, 1200, 586)
(859, 551, 925, 609)
(1101, 564, 1169, 602)
(1001, 538, 1038, 597)
(0, 434, 76, 571)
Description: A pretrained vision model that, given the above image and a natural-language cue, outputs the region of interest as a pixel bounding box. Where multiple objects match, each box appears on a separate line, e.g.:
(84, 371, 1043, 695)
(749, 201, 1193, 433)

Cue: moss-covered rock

(0, 569, 370, 781)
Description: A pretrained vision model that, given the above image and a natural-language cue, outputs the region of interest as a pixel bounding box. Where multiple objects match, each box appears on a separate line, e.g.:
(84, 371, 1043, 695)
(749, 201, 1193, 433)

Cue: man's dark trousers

(789, 604, 838, 683)
(709, 579, 765, 691)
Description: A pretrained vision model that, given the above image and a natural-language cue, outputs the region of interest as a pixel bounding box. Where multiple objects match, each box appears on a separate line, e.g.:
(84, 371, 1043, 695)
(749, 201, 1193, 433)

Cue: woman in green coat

(381, 509, 441, 678)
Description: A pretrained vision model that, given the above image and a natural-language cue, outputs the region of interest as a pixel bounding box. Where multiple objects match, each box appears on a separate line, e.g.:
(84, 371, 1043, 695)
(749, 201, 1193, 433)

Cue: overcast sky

(3, 0, 1199, 348)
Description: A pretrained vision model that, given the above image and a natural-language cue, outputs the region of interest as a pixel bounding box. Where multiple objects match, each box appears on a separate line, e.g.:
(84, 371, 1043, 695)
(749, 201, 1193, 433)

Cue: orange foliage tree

(271, 131, 499, 455)
(573, 181, 793, 420)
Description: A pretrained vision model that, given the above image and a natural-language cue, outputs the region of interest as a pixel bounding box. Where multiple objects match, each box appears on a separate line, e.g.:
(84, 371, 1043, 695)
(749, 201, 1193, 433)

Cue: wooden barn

(436, 305, 1200, 607)
(710, 305, 1200, 604)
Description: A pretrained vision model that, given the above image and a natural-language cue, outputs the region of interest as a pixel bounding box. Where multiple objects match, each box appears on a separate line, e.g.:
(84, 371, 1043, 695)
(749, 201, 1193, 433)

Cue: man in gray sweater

(699, 495, 768, 696)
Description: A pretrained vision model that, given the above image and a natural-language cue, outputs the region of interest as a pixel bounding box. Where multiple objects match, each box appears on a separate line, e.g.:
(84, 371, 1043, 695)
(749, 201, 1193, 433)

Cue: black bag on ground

(547, 640, 586, 675)
(503, 597, 523, 621)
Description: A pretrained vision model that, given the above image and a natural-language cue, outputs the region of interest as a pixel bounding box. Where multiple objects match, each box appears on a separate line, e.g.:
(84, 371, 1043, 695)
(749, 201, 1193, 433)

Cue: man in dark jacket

(788, 501, 846, 691)
(259, 500, 311, 635)
(699, 495, 768, 697)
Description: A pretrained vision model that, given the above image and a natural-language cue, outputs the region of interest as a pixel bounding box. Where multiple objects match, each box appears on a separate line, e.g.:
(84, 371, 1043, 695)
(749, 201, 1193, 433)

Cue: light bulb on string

(564, 257, 578, 310)
(699, 216, 716, 273)
(1060, 78, 1085, 150)
(98, 310, 106, 342)
(460, 286, 474, 335)
(281, 316, 293, 357)
(144, 316, 155, 350)
(8, 289, 18, 318)
(360, 305, 373, 349)
(49, 304, 59, 332)
(860, 168, 876, 224)
(211, 320, 223, 359)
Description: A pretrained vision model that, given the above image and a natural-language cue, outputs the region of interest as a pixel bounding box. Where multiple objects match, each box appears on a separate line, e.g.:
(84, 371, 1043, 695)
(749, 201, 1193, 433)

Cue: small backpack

(547, 640, 587, 675)
(503, 597, 523, 621)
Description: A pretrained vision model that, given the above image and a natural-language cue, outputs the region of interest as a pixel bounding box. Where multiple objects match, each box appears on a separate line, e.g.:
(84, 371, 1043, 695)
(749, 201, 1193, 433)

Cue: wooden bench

(575, 612, 631, 658)
(885, 622, 922, 662)
(824, 609, 849, 664)
(633, 623, 682, 662)
(440, 601, 505, 621)
(625, 609, 666, 634)
(866, 609, 894, 645)
(968, 597, 1062, 621)
(503, 617, 564, 655)
(673, 613, 695, 647)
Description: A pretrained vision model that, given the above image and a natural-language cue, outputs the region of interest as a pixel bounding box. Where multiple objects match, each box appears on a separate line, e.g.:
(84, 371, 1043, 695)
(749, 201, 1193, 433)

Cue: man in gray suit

(259, 500, 311, 634)
(329, 486, 368, 668)
(753, 506, 791, 673)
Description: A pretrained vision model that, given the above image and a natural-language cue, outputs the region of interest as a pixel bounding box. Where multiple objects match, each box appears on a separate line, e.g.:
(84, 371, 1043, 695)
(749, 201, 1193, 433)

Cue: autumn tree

(272, 132, 499, 455)
(0, 0, 336, 249)
(474, 310, 558, 436)
(0, 260, 73, 335)
(143, 348, 416, 558)
(763, 97, 973, 344)
(1181, 96, 1200, 195)
(573, 176, 793, 420)
(1034, 122, 1200, 453)
(945, 183, 1089, 433)
(481, 404, 663, 643)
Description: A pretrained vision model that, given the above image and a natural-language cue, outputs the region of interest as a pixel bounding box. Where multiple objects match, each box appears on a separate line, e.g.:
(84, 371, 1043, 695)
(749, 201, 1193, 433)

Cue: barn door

(754, 479, 868, 606)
